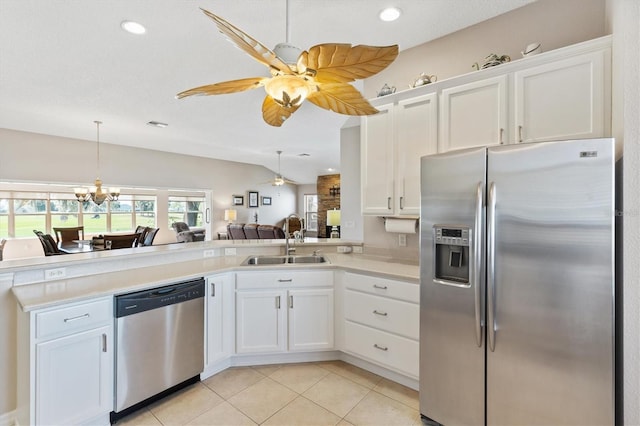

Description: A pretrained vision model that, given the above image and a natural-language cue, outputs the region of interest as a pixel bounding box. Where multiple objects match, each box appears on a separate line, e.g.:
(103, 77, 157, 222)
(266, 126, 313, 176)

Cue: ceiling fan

(266, 151, 295, 186)
(176, 7, 399, 127)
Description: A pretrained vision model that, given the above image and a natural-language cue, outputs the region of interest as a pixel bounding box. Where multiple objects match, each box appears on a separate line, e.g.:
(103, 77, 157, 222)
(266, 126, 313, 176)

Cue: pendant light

(74, 121, 120, 205)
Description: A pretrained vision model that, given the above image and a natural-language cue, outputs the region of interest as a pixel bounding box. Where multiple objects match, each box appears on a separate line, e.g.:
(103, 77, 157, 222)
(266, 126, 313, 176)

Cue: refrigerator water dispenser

(433, 225, 470, 285)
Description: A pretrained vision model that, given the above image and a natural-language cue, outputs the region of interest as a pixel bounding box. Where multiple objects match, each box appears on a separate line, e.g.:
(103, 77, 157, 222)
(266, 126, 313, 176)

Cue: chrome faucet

(285, 213, 303, 255)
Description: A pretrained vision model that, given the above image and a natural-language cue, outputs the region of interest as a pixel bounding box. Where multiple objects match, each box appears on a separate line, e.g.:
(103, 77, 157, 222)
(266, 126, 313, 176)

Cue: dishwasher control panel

(115, 278, 205, 317)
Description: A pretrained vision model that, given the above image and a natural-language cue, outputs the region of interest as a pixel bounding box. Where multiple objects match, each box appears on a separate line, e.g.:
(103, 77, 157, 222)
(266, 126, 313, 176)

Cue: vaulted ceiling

(0, 0, 533, 184)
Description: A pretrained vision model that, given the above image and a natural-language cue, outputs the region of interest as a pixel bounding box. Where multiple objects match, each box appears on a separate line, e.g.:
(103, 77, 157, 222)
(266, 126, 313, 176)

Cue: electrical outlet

(398, 234, 407, 247)
(344, 220, 355, 229)
(203, 249, 216, 258)
(44, 268, 66, 280)
(337, 246, 353, 253)
(353, 246, 363, 254)
(224, 247, 237, 256)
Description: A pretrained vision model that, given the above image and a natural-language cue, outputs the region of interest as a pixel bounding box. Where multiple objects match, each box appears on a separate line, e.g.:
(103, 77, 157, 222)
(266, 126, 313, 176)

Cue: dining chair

(53, 226, 85, 244)
(33, 230, 63, 256)
(103, 233, 139, 250)
(0, 238, 6, 261)
(139, 228, 159, 246)
(135, 226, 149, 247)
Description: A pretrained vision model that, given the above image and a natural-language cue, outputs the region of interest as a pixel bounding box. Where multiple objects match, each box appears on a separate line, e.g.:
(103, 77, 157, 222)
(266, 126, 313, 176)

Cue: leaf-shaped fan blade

(306, 44, 399, 83)
(307, 83, 378, 116)
(262, 95, 301, 127)
(200, 8, 292, 75)
(176, 77, 267, 98)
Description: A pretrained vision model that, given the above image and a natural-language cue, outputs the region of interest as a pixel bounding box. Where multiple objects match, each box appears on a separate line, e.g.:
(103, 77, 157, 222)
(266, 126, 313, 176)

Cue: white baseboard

(0, 410, 15, 426)
(199, 350, 418, 391)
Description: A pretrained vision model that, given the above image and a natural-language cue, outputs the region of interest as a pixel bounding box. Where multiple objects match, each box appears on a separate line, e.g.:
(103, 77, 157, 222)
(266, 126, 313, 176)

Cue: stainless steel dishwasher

(112, 278, 205, 422)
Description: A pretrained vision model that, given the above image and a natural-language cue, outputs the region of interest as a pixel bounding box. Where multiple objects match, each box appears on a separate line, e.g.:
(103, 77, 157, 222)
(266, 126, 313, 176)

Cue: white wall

(607, 1, 640, 423)
(0, 127, 298, 417)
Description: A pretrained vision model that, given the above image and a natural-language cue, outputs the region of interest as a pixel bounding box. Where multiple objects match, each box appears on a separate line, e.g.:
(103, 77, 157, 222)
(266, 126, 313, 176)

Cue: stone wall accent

(316, 174, 340, 238)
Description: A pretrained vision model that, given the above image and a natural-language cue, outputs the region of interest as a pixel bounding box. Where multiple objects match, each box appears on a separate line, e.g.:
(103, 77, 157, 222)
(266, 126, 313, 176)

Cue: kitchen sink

(242, 255, 329, 266)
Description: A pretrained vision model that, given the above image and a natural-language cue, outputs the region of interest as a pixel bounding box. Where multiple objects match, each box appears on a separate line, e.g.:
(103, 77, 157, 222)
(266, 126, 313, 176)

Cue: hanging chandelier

(74, 121, 120, 206)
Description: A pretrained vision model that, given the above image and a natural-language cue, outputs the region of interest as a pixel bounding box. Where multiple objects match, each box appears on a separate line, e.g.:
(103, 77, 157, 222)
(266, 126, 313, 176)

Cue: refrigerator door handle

(473, 182, 483, 348)
(487, 181, 497, 352)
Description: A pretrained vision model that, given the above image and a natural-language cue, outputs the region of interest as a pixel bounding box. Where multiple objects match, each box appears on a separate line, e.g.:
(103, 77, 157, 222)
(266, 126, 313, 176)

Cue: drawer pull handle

(64, 313, 90, 323)
(373, 344, 388, 351)
(278, 279, 293, 283)
(373, 285, 388, 290)
(373, 310, 388, 316)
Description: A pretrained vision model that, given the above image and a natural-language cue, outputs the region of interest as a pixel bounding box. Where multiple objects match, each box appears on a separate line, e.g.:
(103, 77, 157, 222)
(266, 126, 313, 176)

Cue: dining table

(57, 240, 97, 254)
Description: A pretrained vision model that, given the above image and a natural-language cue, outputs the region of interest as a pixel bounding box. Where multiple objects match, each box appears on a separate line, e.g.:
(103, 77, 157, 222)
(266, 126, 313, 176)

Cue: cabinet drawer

(344, 273, 418, 303)
(344, 321, 418, 378)
(36, 298, 112, 340)
(344, 290, 419, 340)
(236, 270, 333, 289)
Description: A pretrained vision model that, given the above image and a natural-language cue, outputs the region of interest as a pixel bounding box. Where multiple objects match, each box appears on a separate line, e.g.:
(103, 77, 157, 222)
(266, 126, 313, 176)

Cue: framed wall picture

(232, 195, 244, 206)
(262, 196, 272, 206)
(248, 191, 259, 208)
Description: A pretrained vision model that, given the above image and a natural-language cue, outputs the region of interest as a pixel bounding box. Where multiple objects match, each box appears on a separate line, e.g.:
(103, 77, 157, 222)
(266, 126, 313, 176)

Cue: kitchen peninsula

(7, 239, 419, 426)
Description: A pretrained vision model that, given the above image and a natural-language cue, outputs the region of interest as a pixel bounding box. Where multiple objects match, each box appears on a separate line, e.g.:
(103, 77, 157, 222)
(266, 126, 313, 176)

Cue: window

(14, 199, 47, 238)
(0, 199, 8, 237)
(304, 194, 318, 232)
(0, 185, 158, 238)
(168, 196, 205, 228)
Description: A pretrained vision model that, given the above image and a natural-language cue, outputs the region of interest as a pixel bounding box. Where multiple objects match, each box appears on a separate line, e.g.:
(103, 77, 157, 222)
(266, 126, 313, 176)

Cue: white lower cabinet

(206, 273, 234, 368)
(17, 297, 113, 426)
(342, 273, 419, 378)
(235, 270, 334, 354)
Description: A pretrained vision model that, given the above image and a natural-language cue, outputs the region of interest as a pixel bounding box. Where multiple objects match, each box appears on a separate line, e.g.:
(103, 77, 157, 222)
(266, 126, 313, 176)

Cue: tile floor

(116, 361, 425, 426)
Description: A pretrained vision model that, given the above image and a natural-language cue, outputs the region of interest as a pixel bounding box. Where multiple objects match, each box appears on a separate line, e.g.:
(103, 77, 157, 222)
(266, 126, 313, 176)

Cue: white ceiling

(0, 0, 533, 184)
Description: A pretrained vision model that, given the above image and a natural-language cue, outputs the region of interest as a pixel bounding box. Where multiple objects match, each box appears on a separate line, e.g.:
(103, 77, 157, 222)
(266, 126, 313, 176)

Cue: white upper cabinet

(361, 94, 438, 216)
(439, 75, 508, 151)
(395, 94, 439, 215)
(360, 36, 611, 216)
(361, 103, 395, 215)
(513, 50, 609, 143)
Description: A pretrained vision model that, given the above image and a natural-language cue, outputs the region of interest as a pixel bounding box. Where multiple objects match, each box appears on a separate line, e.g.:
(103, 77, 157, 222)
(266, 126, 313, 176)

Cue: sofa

(227, 223, 286, 240)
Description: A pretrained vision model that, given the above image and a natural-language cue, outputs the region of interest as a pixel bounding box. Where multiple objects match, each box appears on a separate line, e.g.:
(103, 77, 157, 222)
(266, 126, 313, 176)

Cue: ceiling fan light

(274, 176, 285, 186)
(264, 75, 311, 108)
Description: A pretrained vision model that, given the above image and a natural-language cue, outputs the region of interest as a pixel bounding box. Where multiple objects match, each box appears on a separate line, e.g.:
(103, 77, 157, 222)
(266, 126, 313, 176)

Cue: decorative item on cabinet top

(411, 73, 437, 88)
(472, 53, 511, 70)
(521, 42, 542, 57)
(377, 83, 396, 97)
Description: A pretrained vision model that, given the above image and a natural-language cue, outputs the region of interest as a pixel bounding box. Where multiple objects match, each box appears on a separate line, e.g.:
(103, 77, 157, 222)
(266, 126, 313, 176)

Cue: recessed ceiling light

(121, 20, 146, 35)
(147, 121, 168, 128)
(379, 7, 401, 22)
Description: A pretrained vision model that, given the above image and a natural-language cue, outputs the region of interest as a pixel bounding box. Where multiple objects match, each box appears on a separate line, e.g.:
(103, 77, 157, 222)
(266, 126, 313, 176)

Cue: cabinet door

(514, 50, 608, 143)
(288, 288, 334, 351)
(36, 325, 112, 425)
(361, 103, 395, 215)
(206, 273, 233, 365)
(396, 93, 438, 215)
(236, 290, 286, 354)
(439, 75, 508, 151)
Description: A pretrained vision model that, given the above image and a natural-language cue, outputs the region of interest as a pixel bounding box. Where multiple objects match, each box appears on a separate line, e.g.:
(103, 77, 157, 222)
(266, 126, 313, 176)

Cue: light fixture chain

(95, 120, 102, 179)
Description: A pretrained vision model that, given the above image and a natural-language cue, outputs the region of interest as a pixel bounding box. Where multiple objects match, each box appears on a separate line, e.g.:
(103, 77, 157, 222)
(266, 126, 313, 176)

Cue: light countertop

(12, 252, 419, 312)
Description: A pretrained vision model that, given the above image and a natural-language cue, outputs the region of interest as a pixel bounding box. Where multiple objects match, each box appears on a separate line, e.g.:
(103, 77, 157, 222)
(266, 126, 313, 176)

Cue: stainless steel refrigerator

(419, 138, 615, 426)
